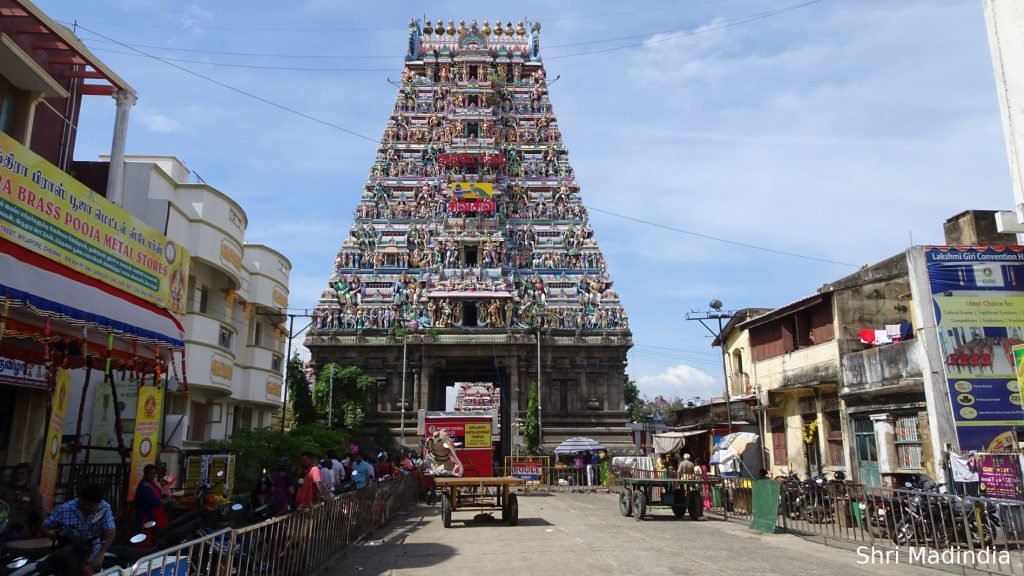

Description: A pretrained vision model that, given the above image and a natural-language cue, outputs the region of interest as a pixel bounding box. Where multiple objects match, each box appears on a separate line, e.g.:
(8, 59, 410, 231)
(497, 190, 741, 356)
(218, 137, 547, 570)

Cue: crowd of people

(245, 449, 423, 519)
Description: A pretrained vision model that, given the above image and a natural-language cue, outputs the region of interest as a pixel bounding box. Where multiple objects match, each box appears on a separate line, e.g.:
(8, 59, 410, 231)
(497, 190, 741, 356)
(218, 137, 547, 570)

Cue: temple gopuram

(304, 18, 633, 454)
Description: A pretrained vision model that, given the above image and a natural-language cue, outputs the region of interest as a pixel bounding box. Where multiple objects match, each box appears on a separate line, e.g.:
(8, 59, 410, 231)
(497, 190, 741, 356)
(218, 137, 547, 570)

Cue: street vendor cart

(433, 477, 524, 528)
(619, 477, 721, 520)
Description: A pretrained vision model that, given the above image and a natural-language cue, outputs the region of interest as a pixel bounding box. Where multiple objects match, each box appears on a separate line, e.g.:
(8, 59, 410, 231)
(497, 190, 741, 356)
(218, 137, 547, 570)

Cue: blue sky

(38, 0, 1014, 402)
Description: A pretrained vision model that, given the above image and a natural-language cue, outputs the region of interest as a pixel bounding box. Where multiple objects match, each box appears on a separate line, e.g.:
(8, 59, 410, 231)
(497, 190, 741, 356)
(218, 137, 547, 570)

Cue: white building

(985, 0, 1024, 235)
(116, 155, 291, 445)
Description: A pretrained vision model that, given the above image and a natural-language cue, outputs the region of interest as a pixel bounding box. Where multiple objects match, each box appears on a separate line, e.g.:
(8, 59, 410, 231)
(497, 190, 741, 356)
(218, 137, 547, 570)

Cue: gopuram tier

(304, 19, 633, 454)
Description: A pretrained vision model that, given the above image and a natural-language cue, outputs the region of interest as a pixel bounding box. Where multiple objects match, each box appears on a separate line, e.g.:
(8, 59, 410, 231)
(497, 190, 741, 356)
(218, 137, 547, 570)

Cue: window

(233, 406, 252, 433)
(895, 414, 923, 469)
(199, 285, 209, 314)
(253, 322, 262, 347)
(771, 417, 788, 468)
(188, 402, 208, 442)
(825, 410, 846, 466)
(218, 325, 233, 349)
(271, 355, 282, 372)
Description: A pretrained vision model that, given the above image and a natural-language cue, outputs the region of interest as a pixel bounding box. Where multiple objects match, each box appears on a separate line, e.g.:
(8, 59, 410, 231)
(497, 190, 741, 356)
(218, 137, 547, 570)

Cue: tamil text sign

(0, 132, 190, 314)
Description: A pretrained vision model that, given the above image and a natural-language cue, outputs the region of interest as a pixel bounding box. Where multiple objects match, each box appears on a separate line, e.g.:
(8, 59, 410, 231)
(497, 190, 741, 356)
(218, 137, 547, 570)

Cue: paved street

(327, 492, 943, 576)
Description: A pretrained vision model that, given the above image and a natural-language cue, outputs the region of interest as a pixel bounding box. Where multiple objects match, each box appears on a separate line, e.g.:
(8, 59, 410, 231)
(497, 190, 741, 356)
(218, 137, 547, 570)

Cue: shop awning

(0, 239, 184, 349)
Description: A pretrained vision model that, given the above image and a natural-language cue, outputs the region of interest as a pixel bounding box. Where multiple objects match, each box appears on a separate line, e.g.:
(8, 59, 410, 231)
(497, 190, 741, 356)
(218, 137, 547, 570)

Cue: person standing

(295, 451, 322, 509)
(0, 463, 43, 541)
(133, 464, 169, 544)
(350, 452, 374, 490)
(271, 458, 294, 512)
(589, 450, 601, 487)
(677, 453, 695, 478)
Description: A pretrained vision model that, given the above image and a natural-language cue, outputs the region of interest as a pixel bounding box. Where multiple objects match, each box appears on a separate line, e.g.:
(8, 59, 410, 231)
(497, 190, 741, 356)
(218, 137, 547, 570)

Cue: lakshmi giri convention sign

(0, 132, 190, 315)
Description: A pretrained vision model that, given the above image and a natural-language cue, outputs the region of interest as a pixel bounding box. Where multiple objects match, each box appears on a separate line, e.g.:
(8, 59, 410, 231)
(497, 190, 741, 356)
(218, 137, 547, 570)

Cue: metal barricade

(223, 473, 421, 576)
(769, 480, 1024, 576)
(127, 527, 232, 576)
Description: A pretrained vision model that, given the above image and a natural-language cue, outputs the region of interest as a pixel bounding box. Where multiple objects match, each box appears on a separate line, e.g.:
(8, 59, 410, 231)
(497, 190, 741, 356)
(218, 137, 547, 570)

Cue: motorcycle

(800, 474, 833, 524)
(890, 476, 992, 549)
(5, 507, 110, 576)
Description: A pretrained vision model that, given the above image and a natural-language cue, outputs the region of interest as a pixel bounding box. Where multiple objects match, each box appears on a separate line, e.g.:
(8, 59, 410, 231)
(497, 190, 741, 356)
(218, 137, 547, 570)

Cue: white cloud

(135, 108, 183, 134)
(635, 363, 719, 401)
(180, 4, 214, 34)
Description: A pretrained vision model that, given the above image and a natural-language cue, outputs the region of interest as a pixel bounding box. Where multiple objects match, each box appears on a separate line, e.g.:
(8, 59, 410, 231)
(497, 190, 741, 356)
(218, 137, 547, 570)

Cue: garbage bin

(851, 501, 864, 530)
(712, 486, 723, 508)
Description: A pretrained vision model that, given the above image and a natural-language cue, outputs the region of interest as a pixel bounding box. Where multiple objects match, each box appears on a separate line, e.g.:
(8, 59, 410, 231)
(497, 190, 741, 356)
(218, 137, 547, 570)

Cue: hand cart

(432, 477, 525, 528)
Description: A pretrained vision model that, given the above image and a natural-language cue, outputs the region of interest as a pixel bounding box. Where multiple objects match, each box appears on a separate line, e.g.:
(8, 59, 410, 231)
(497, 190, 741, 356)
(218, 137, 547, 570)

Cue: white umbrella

(553, 437, 605, 454)
(709, 432, 759, 472)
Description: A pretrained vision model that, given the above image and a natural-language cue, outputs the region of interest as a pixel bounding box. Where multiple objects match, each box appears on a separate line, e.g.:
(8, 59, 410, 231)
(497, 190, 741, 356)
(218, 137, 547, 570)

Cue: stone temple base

(305, 329, 633, 457)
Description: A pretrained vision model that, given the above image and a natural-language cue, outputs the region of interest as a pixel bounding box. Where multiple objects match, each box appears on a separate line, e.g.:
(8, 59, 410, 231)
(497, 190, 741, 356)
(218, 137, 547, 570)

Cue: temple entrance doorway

(429, 361, 511, 470)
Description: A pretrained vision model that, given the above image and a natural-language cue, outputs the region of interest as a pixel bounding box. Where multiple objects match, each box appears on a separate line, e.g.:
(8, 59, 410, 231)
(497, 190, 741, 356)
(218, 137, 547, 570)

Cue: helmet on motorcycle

(834, 471, 846, 481)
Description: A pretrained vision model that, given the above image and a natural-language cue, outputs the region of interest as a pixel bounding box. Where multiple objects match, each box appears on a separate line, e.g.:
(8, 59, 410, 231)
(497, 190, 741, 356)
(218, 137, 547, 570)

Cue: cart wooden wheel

(672, 489, 686, 518)
(632, 490, 647, 521)
(505, 492, 519, 526)
(619, 489, 634, 517)
(441, 493, 452, 528)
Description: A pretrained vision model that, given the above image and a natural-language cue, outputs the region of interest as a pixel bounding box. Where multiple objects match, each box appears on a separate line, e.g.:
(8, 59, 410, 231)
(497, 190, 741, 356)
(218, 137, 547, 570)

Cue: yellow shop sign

(0, 132, 190, 314)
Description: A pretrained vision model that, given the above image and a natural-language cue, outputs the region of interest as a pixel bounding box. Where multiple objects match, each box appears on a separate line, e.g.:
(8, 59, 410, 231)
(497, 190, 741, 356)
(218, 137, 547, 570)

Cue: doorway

(854, 417, 880, 486)
(464, 246, 478, 266)
(463, 301, 478, 327)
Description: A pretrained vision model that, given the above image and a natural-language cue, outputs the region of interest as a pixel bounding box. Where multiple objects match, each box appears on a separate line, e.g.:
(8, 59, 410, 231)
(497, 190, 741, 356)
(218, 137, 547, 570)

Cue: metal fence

(98, 473, 420, 576)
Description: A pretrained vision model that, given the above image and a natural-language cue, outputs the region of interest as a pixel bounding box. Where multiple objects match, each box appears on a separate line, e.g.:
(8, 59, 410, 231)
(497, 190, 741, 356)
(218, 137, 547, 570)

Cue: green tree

(287, 353, 315, 428)
(206, 424, 348, 490)
(314, 363, 378, 430)
(624, 375, 643, 422)
(523, 385, 540, 455)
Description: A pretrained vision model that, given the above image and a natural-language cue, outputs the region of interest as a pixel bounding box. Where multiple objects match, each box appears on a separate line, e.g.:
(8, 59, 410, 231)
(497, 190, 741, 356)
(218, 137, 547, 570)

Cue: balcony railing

(841, 338, 924, 396)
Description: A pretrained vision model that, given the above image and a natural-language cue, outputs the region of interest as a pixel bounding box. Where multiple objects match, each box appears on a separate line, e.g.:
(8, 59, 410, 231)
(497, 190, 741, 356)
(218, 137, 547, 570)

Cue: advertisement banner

(0, 132, 190, 314)
(127, 386, 163, 502)
(0, 356, 46, 390)
(39, 368, 70, 512)
(925, 246, 1024, 450)
(89, 381, 138, 465)
(977, 453, 1023, 500)
(511, 461, 543, 481)
(451, 182, 494, 200)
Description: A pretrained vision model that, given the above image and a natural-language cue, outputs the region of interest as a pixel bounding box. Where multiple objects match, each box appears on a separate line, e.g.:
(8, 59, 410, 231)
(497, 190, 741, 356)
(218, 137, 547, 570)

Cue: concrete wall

(944, 210, 1018, 246)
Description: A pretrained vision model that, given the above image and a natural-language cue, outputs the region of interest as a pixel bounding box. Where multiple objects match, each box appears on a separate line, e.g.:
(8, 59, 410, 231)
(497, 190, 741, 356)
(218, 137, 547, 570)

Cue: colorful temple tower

(304, 19, 633, 453)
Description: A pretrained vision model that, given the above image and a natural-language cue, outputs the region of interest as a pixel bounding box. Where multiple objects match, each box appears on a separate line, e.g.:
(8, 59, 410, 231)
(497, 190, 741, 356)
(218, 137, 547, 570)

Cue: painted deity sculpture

(423, 429, 464, 477)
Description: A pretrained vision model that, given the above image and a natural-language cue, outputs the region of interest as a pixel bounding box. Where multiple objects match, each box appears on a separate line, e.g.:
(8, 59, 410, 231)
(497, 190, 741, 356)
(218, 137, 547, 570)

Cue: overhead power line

(545, 0, 825, 60)
(89, 47, 400, 72)
(73, 24, 379, 144)
(68, 1, 822, 67)
(587, 206, 859, 267)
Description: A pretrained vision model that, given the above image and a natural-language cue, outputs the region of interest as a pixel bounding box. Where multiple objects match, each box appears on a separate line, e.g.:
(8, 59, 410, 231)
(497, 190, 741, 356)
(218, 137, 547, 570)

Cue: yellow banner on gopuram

(0, 132, 189, 315)
(451, 182, 494, 200)
(127, 385, 163, 502)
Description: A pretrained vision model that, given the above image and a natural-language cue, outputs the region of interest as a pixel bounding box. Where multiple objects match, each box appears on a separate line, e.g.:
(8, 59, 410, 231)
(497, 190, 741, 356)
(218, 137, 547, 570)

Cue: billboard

(0, 132, 190, 315)
(925, 246, 1024, 451)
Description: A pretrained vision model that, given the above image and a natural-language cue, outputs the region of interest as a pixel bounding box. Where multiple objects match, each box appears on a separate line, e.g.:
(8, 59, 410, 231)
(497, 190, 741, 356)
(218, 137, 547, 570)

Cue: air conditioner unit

(163, 414, 188, 449)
